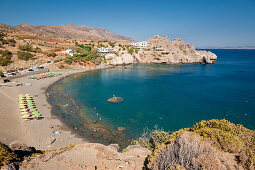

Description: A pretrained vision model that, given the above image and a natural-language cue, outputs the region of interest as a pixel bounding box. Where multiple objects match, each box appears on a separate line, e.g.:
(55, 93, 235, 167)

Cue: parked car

(28, 69, 34, 71)
(18, 68, 23, 71)
(47, 61, 51, 63)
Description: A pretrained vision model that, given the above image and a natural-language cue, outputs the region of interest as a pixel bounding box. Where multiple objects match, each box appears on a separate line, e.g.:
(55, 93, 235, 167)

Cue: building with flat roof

(62, 49, 78, 56)
(131, 41, 147, 48)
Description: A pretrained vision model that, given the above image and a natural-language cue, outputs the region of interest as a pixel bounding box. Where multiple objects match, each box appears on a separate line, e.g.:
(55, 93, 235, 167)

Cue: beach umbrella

(32, 111, 39, 114)
(34, 114, 41, 118)
(21, 112, 29, 115)
(21, 115, 32, 119)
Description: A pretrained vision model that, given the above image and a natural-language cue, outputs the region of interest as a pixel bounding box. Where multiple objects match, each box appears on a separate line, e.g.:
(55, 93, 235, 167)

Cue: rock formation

(106, 35, 217, 65)
(19, 144, 150, 170)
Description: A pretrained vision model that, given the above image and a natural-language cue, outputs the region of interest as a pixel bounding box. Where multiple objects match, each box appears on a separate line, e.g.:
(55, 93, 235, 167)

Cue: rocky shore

(105, 35, 217, 65)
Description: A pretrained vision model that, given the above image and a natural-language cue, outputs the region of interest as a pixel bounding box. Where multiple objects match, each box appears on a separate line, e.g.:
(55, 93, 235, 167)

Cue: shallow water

(48, 49, 255, 146)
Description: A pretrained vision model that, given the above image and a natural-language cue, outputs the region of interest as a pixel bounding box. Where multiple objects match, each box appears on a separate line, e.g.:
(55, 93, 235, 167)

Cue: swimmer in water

(99, 117, 102, 121)
(97, 113, 99, 117)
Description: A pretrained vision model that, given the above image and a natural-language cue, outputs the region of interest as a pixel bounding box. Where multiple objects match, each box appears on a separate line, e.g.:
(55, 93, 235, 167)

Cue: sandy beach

(0, 65, 108, 150)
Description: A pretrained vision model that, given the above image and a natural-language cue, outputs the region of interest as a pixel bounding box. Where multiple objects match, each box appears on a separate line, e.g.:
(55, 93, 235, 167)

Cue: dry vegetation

(134, 119, 255, 170)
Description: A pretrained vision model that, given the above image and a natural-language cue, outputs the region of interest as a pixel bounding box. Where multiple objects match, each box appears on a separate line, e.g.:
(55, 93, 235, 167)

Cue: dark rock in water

(117, 127, 126, 131)
(107, 97, 123, 103)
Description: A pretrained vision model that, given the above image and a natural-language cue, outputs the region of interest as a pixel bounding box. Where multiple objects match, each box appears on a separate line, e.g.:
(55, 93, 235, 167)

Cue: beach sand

(0, 66, 108, 150)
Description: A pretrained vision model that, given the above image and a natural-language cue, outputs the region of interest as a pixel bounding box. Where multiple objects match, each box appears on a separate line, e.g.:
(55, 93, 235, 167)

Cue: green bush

(7, 39, 16, 47)
(0, 50, 12, 66)
(0, 142, 18, 167)
(108, 41, 116, 48)
(0, 71, 4, 76)
(19, 44, 42, 53)
(17, 51, 34, 61)
(19, 44, 33, 51)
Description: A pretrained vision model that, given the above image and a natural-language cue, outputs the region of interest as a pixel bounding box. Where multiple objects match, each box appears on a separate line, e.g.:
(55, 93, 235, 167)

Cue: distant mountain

(0, 23, 134, 42)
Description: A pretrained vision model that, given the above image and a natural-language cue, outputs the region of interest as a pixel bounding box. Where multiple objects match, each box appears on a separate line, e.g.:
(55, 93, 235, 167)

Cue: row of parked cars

(2, 66, 46, 77)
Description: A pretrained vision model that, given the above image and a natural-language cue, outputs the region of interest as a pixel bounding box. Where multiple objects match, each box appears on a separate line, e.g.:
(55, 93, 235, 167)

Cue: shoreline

(0, 65, 110, 150)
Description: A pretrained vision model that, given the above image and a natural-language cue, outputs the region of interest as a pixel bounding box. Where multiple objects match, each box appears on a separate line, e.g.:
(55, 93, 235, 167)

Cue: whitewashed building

(132, 41, 147, 48)
(62, 49, 78, 56)
(98, 47, 114, 53)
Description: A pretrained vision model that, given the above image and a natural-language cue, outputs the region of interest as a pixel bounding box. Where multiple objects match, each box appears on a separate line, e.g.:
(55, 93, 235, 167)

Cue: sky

(0, 0, 255, 48)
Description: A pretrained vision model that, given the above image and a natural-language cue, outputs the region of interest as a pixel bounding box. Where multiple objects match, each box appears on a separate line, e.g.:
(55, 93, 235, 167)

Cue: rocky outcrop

(105, 53, 134, 65)
(105, 35, 217, 65)
(150, 132, 244, 170)
(138, 35, 217, 64)
(19, 143, 150, 170)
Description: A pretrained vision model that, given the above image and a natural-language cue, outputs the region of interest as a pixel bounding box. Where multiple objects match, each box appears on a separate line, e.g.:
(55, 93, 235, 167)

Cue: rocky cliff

(106, 35, 217, 65)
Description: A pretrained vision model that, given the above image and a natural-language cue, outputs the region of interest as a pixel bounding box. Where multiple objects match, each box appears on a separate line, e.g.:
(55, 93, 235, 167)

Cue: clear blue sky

(0, 0, 255, 48)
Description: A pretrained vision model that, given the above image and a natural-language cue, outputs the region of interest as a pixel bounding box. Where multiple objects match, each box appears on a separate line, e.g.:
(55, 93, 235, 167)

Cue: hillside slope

(0, 24, 134, 42)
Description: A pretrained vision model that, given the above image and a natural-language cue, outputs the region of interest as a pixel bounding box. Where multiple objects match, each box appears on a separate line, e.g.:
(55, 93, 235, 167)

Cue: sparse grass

(0, 142, 18, 167)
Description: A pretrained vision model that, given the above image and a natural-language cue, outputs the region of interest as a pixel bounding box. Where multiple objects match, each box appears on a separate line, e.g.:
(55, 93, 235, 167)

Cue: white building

(131, 41, 147, 48)
(98, 47, 114, 53)
(62, 49, 78, 56)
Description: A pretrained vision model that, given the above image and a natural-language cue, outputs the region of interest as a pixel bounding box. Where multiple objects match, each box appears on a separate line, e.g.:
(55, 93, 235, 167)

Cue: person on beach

(113, 94, 116, 101)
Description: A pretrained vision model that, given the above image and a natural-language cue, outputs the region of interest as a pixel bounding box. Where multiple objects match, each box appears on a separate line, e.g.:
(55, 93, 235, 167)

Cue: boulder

(0, 163, 16, 170)
(9, 141, 32, 152)
(108, 144, 119, 151)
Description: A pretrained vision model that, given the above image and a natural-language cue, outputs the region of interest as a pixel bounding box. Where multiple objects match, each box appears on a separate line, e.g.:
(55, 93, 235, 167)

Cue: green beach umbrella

(34, 114, 41, 117)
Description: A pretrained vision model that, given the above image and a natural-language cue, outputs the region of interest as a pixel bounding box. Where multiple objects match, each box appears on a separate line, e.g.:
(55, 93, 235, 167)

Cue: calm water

(48, 49, 255, 145)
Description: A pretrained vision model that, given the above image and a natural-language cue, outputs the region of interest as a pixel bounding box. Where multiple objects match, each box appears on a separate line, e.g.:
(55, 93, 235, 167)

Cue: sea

(47, 49, 255, 146)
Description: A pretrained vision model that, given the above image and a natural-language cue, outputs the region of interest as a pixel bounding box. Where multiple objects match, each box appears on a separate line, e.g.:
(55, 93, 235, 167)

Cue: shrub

(19, 44, 33, 52)
(0, 142, 18, 167)
(17, 51, 34, 61)
(0, 50, 12, 66)
(19, 44, 42, 53)
(108, 41, 116, 48)
(7, 39, 16, 47)
(141, 119, 255, 170)
(64, 56, 74, 65)
(0, 71, 4, 76)
(44, 50, 57, 57)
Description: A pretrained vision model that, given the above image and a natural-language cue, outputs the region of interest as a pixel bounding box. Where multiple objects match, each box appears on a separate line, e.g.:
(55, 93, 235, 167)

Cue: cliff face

(106, 35, 217, 65)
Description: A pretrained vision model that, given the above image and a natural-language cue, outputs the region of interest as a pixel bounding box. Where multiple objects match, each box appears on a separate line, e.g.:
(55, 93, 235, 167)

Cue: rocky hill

(0, 24, 134, 42)
(105, 35, 217, 65)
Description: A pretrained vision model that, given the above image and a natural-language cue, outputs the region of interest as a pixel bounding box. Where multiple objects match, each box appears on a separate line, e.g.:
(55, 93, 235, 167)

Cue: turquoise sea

(47, 49, 255, 146)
